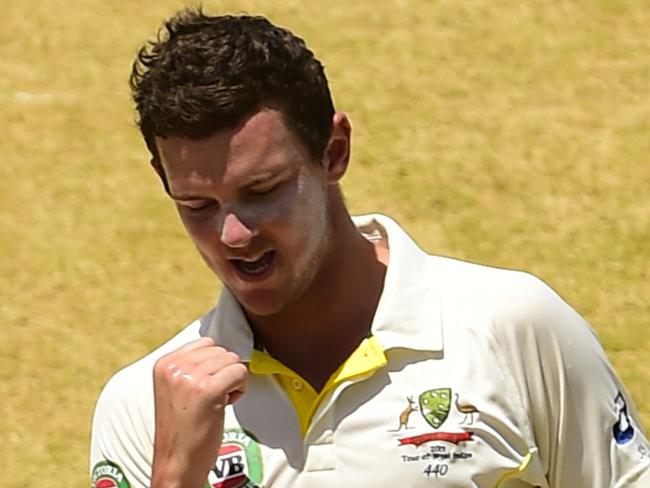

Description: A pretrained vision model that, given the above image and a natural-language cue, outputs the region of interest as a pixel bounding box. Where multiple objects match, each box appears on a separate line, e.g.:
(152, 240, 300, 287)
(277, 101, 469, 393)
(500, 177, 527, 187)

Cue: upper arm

(491, 273, 650, 487)
(90, 370, 154, 488)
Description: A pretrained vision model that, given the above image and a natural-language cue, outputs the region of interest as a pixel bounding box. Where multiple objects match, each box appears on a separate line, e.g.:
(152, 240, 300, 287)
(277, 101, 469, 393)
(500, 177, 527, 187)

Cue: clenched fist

(150, 337, 248, 488)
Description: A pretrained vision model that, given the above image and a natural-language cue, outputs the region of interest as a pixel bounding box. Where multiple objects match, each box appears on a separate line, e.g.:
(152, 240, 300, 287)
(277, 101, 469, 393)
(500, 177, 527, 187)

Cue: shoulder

(96, 314, 208, 405)
(90, 311, 214, 481)
(429, 256, 612, 393)
(429, 255, 559, 318)
(91, 311, 212, 439)
(428, 255, 598, 353)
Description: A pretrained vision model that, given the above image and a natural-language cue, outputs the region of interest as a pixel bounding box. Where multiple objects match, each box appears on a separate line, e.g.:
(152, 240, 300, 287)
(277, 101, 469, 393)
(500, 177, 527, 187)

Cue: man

(90, 8, 650, 488)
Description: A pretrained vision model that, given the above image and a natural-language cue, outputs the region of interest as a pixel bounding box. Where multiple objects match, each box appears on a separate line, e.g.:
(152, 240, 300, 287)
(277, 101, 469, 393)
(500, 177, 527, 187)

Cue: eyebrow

(169, 192, 207, 201)
(169, 167, 290, 200)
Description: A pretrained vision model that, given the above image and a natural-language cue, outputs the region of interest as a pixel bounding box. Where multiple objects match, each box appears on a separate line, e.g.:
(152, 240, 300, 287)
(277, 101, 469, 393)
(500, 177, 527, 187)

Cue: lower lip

(230, 251, 276, 283)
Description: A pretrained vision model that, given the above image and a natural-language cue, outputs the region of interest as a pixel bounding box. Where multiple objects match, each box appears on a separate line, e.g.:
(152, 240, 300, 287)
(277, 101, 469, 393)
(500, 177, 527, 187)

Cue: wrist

(151, 459, 209, 488)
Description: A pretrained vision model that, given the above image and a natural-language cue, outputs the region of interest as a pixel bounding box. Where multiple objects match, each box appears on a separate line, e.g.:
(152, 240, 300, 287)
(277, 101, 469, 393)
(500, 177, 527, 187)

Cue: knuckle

(234, 361, 248, 373)
(195, 377, 210, 393)
(235, 363, 249, 379)
(153, 356, 172, 375)
(224, 351, 241, 363)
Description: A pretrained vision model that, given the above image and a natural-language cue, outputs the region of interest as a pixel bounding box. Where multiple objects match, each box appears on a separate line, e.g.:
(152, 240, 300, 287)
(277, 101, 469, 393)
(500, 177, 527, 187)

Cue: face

(155, 108, 347, 316)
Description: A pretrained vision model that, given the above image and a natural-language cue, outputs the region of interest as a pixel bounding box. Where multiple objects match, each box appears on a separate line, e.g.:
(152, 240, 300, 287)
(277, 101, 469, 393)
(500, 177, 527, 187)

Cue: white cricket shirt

(90, 214, 650, 487)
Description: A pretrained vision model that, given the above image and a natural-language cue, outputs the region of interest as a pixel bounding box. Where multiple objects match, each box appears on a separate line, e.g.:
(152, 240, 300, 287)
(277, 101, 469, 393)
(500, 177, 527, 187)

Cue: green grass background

(1, 1, 648, 486)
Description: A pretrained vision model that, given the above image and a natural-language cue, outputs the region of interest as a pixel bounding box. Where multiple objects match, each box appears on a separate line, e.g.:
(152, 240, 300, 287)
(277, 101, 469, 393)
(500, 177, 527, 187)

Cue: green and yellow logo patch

(419, 387, 451, 429)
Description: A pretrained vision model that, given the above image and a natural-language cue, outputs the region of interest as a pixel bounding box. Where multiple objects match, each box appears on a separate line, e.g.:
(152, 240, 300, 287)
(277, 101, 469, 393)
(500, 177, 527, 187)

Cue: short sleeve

(491, 274, 650, 487)
(89, 369, 155, 488)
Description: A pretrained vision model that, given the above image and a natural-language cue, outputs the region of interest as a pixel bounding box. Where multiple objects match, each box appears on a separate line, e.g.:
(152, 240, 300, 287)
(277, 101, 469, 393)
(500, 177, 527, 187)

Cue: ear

(323, 112, 352, 185)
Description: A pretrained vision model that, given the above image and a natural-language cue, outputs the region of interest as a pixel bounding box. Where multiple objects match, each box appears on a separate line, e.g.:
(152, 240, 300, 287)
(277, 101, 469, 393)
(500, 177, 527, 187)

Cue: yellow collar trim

(249, 336, 387, 434)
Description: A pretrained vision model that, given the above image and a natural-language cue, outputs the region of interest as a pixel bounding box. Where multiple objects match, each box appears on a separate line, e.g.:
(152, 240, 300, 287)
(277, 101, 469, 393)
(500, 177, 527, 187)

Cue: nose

(220, 213, 254, 248)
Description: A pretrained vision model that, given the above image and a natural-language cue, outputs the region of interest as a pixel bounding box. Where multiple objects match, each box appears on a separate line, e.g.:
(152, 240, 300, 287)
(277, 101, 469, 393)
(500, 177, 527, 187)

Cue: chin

(219, 258, 318, 317)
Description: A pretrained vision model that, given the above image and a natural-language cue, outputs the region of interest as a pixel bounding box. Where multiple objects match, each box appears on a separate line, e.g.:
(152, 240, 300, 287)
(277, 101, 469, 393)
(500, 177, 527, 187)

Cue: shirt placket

(301, 371, 378, 484)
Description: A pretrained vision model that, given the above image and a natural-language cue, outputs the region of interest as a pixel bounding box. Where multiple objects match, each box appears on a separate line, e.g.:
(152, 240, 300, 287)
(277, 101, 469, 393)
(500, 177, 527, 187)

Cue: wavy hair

(130, 8, 335, 162)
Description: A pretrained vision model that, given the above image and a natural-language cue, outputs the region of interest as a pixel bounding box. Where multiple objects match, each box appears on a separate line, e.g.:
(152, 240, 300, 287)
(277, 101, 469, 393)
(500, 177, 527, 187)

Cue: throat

(295, 330, 372, 392)
(252, 239, 388, 391)
(246, 215, 389, 391)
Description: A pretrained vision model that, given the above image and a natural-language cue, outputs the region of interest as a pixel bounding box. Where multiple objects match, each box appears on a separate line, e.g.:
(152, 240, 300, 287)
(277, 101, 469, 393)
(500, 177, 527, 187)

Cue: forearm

(151, 460, 212, 488)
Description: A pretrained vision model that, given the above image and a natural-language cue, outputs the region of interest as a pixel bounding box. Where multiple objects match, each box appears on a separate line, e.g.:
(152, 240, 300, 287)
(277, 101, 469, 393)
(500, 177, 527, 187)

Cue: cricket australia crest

(419, 388, 451, 429)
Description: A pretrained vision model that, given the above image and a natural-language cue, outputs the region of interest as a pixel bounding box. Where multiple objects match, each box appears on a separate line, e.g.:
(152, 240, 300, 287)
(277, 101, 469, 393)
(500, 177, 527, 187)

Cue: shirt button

(291, 378, 303, 390)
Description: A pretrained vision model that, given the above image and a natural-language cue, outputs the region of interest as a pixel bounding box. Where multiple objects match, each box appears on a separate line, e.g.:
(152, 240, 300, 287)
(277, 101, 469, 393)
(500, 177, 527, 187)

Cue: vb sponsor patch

(207, 428, 263, 488)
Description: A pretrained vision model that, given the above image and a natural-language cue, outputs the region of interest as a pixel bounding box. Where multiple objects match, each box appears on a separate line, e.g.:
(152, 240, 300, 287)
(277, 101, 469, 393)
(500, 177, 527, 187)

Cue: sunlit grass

(1, 1, 648, 486)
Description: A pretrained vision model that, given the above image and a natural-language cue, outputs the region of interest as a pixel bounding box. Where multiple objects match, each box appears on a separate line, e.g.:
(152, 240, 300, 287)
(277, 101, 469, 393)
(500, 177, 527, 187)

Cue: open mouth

(230, 250, 276, 277)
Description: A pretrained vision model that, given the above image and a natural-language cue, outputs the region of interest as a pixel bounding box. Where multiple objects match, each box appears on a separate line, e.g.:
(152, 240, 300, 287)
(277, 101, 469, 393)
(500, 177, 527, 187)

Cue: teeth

(241, 255, 264, 263)
(232, 252, 267, 263)
(232, 251, 274, 276)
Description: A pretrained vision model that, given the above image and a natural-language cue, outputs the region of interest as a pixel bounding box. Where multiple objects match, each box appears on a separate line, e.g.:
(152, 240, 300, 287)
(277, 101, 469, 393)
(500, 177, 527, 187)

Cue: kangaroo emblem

(397, 396, 419, 431)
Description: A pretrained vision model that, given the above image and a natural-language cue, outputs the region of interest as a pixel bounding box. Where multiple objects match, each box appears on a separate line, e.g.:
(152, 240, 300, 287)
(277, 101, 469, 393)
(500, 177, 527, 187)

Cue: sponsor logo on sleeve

(207, 428, 263, 488)
(612, 391, 635, 445)
(91, 460, 131, 488)
(639, 443, 649, 461)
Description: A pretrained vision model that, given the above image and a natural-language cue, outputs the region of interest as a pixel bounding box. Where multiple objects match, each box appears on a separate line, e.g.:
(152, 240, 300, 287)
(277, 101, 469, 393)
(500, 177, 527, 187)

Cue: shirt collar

(354, 214, 443, 353)
(202, 213, 443, 361)
(201, 289, 255, 361)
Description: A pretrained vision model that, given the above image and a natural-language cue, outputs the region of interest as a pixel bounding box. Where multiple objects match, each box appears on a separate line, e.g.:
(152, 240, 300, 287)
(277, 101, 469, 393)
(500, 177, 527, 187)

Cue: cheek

(283, 182, 330, 261)
(249, 174, 327, 232)
(178, 214, 220, 259)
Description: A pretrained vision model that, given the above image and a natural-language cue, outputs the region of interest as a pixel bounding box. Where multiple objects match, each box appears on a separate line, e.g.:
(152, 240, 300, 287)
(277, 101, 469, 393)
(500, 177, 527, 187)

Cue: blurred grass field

(1, 0, 648, 486)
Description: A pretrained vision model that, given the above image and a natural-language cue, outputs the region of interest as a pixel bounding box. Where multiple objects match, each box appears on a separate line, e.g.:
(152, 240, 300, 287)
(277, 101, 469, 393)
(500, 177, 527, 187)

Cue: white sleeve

(491, 274, 650, 487)
(89, 368, 155, 488)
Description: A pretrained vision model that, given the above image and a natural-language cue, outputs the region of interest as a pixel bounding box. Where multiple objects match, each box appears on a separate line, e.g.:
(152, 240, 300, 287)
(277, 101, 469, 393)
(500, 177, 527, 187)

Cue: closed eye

(179, 200, 216, 213)
(247, 181, 282, 197)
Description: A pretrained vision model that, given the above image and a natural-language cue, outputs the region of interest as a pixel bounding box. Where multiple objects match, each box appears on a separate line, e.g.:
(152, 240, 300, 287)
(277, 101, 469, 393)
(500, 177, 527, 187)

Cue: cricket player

(90, 8, 650, 487)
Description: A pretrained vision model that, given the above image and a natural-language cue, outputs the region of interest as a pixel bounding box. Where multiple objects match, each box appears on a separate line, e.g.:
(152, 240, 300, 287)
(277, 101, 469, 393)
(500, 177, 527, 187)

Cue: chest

(216, 345, 546, 488)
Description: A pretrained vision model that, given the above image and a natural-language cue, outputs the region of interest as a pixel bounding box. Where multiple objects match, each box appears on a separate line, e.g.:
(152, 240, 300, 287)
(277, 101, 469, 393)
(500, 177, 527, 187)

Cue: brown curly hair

(130, 7, 335, 162)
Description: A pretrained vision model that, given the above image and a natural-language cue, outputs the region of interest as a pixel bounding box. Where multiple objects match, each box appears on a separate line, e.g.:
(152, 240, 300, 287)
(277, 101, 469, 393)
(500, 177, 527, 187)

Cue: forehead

(155, 108, 310, 185)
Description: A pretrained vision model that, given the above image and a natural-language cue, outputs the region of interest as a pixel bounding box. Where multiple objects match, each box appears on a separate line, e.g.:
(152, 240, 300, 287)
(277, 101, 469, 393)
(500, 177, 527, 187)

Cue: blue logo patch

(612, 391, 635, 445)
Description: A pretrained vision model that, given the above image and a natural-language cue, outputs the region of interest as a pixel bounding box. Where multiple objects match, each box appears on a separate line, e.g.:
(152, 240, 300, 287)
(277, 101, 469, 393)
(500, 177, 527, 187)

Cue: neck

(247, 208, 388, 390)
